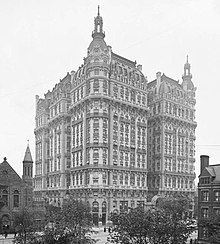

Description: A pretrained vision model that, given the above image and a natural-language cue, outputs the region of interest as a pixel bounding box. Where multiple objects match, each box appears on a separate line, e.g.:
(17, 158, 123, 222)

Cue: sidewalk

(91, 228, 198, 244)
(0, 234, 14, 244)
(187, 230, 198, 243)
(91, 227, 109, 244)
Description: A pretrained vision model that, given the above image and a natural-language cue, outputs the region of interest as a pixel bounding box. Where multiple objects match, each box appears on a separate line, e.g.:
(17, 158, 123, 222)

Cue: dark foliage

(199, 214, 220, 244)
(14, 198, 96, 244)
(109, 197, 195, 244)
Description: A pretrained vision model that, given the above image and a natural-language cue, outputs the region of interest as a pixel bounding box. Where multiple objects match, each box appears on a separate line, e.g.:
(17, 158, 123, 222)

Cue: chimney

(137, 64, 142, 71)
(156, 72, 161, 93)
(35, 95, 39, 111)
(71, 70, 75, 83)
(200, 155, 209, 174)
(156, 72, 161, 82)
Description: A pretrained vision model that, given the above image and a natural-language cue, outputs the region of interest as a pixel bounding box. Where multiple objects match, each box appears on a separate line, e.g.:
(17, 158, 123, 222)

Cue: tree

(199, 213, 220, 244)
(157, 197, 196, 244)
(109, 197, 195, 244)
(109, 207, 173, 244)
(109, 207, 152, 244)
(13, 207, 43, 244)
(39, 198, 96, 244)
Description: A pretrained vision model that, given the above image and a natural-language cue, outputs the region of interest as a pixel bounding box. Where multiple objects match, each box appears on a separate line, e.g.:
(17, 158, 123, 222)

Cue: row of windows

(92, 201, 107, 212)
(201, 207, 220, 219)
(148, 86, 186, 100)
(112, 65, 146, 90)
(201, 190, 220, 202)
(164, 177, 194, 189)
(113, 85, 146, 105)
(199, 177, 210, 185)
(150, 101, 194, 121)
(48, 158, 61, 172)
(69, 172, 147, 187)
(1, 190, 19, 208)
(47, 176, 61, 188)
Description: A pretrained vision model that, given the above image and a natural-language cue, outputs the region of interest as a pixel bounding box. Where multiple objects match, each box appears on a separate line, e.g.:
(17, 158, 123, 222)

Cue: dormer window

(199, 177, 210, 184)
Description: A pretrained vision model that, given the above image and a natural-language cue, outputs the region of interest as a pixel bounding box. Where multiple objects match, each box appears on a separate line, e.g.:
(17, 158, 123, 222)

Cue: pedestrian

(190, 239, 193, 244)
(104, 227, 106, 232)
(108, 227, 111, 233)
(4, 232, 8, 238)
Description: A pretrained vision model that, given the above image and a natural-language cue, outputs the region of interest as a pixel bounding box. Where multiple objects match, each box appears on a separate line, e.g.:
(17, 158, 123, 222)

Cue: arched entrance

(1, 215, 10, 232)
(102, 201, 107, 225)
(92, 201, 99, 226)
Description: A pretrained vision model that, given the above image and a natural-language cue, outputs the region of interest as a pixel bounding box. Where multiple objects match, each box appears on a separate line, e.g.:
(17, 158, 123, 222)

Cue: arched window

(102, 201, 107, 212)
(92, 201, 99, 212)
(2, 190, 8, 206)
(13, 190, 19, 208)
(2, 215, 10, 226)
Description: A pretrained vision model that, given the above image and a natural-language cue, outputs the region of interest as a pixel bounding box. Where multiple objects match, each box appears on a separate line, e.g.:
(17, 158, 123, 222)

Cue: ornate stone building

(34, 8, 149, 225)
(147, 57, 197, 210)
(0, 145, 33, 232)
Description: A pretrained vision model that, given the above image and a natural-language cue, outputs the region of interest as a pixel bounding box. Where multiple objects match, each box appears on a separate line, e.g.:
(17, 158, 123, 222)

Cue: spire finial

(98, 5, 100, 16)
(27, 139, 29, 146)
(186, 55, 189, 63)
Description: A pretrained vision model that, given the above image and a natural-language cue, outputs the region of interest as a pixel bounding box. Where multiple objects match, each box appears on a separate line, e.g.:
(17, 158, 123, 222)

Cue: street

(92, 227, 198, 244)
(0, 229, 197, 244)
(0, 234, 14, 244)
(91, 227, 109, 244)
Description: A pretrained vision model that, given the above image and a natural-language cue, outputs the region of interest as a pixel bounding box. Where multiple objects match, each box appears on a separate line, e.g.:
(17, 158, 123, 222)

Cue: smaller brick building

(0, 145, 33, 232)
(198, 155, 220, 243)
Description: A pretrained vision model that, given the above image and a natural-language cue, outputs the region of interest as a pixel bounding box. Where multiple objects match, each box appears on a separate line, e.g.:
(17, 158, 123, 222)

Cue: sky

(0, 0, 220, 182)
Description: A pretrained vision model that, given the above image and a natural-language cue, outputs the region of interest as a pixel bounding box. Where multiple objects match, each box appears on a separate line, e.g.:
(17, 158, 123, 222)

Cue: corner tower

(182, 56, 194, 91)
(92, 6, 105, 39)
(147, 58, 197, 216)
(86, 6, 110, 64)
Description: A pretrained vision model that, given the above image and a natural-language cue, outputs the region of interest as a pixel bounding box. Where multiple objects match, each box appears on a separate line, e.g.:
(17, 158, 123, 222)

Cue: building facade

(147, 60, 197, 208)
(34, 8, 196, 224)
(0, 146, 33, 232)
(34, 8, 149, 225)
(198, 155, 220, 243)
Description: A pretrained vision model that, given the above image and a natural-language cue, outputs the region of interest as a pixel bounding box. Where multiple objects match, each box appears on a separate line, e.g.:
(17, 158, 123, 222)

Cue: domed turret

(92, 6, 105, 39)
(87, 6, 108, 55)
(182, 56, 194, 90)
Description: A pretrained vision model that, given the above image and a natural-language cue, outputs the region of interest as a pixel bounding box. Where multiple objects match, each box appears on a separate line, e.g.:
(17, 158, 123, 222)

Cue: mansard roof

(147, 79, 156, 87)
(112, 52, 136, 68)
(161, 74, 182, 87)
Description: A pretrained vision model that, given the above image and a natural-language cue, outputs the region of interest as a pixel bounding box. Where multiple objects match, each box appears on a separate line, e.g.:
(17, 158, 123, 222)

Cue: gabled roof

(211, 164, 220, 182)
(199, 164, 220, 183)
(23, 145, 33, 162)
(0, 157, 23, 184)
(206, 167, 215, 177)
(199, 167, 213, 177)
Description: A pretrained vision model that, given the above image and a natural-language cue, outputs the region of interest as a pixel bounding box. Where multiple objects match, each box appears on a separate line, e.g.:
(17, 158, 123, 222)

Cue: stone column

(60, 119, 66, 189)
(83, 103, 86, 168)
(42, 129, 46, 190)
